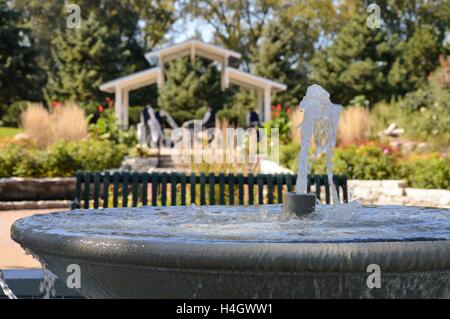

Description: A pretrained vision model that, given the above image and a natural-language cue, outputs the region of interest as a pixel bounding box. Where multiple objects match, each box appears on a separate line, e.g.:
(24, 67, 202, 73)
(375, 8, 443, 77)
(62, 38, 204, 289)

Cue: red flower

(98, 105, 104, 113)
(286, 107, 291, 114)
(276, 104, 282, 111)
(51, 101, 62, 108)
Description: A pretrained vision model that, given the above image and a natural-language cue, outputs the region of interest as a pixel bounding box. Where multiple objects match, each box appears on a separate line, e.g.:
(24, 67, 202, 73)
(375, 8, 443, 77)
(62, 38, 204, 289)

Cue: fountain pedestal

(283, 192, 316, 216)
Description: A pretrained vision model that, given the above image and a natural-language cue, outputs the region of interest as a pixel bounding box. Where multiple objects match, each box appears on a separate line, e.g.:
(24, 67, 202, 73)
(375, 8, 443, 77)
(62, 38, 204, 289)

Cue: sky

(168, 17, 215, 43)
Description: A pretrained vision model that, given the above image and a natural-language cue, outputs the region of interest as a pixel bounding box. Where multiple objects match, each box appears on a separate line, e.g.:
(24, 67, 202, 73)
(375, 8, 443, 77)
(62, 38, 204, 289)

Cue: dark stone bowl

(11, 220, 450, 299)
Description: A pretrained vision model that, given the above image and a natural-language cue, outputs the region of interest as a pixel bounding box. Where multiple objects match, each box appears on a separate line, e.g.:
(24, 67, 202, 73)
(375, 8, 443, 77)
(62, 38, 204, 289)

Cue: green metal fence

(71, 171, 348, 209)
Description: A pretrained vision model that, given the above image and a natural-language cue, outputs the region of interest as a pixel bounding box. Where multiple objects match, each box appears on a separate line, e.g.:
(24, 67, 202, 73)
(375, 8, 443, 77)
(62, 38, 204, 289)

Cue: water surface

(14, 204, 450, 243)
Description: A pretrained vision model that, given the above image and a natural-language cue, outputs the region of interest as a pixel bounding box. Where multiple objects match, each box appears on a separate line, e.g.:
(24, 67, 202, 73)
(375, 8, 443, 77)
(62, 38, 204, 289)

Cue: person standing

(246, 108, 261, 128)
(201, 105, 216, 129)
(144, 104, 163, 148)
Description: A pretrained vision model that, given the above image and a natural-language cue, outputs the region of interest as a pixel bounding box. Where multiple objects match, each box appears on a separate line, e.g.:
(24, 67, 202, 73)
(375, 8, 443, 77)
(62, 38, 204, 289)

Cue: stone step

(158, 155, 175, 168)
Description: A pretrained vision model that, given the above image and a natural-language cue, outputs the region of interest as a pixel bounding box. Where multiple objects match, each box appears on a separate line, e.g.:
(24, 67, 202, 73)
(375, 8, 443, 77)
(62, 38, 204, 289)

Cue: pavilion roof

(100, 40, 286, 94)
(144, 39, 241, 65)
(99, 67, 162, 93)
(224, 67, 287, 92)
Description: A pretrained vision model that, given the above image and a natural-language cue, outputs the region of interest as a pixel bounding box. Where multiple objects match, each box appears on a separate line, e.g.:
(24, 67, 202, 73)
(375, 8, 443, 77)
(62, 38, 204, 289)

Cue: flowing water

(0, 269, 17, 299)
(23, 248, 57, 299)
(296, 85, 342, 205)
(39, 267, 57, 299)
(0, 252, 57, 299)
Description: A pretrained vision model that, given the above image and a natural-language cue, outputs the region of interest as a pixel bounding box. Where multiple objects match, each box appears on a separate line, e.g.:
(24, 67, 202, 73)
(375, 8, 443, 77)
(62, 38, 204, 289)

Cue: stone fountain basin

(11, 219, 450, 299)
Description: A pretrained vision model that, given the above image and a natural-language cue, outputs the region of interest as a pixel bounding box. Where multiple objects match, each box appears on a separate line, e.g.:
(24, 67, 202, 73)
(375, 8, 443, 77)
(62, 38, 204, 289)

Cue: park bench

(71, 172, 348, 209)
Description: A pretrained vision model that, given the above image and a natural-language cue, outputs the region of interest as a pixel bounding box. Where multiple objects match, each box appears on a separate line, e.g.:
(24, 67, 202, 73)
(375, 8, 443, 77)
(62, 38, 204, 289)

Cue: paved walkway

(0, 209, 60, 269)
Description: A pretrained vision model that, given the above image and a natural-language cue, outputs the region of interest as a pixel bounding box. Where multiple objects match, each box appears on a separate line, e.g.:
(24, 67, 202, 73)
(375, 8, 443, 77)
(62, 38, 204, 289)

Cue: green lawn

(0, 127, 22, 138)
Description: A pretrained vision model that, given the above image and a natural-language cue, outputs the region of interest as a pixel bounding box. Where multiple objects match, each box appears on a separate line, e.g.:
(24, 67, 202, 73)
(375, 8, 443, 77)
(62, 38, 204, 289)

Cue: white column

(257, 89, 263, 120)
(264, 86, 271, 122)
(157, 53, 165, 88)
(221, 56, 228, 91)
(122, 88, 129, 129)
(115, 87, 123, 127)
(158, 63, 165, 88)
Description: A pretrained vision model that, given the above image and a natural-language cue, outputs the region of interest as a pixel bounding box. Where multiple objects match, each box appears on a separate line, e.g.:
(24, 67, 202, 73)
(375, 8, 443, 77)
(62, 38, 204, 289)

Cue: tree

(310, 12, 394, 105)
(0, 2, 43, 109)
(45, 12, 125, 105)
(158, 57, 232, 124)
(388, 25, 441, 95)
(186, 0, 278, 68)
(251, 16, 314, 108)
(13, 0, 66, 70)
(14, 0, 180, 106)
(374, 0, 450, 41)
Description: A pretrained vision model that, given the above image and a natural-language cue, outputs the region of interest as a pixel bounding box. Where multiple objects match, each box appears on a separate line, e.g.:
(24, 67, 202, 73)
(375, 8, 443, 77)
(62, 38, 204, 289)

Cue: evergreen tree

(158, 57, 232, 124)
(374, 0, 450, 41)
(251, 17, 313, 108)
(0, 3, 43, 108)
(388, 25, 441, 95)
(310, 12, 393, 105)
(14, 0, 179, 107)
(45, 13, 119, 105)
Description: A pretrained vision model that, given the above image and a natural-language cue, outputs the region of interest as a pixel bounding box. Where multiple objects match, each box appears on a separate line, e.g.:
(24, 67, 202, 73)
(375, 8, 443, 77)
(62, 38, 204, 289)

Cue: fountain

(285, 84, 342, 216)
(10, 85, 450, 298)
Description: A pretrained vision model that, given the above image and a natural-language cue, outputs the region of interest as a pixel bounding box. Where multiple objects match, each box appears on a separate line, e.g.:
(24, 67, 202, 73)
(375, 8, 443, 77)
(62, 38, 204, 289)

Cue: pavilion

(99, 40, 287, 128)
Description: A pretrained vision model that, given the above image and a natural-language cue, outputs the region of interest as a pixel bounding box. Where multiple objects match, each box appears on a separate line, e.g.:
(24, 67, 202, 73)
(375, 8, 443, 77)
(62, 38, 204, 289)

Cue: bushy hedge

(397, 154, 450, 189)
(280, 142, 450, 189)
(0, 139, 126, 178)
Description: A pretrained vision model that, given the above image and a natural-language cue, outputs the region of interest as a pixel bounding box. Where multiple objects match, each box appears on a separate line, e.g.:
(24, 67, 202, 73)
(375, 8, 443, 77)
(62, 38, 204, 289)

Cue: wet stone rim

(11, 221, 450, 273)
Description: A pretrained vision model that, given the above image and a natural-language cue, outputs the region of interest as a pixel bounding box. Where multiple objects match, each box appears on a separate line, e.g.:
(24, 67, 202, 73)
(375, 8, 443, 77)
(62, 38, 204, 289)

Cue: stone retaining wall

(348, 180, 450, 208)
(0, 177, 76, 201)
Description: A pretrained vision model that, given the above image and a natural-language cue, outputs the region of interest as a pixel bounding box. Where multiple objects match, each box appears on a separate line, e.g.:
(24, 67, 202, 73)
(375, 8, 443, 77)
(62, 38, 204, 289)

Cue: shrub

(45, 142, 82, 177)
(399, 154, 450, 189)
(281, 142, 398, 180)
(338, 106, 370, 146)
(279, 142, 300, 171)
(0, 144, 24, 177)
(21, 103, 88, 148)
(88, 109, 136, 147)
(129, 106, 144, 125)
(350, 143, 398, 180)
(51, 103, 88, 142)
(21, 103, 52, 147)
(0, 139, 126, 178)
(13, 149, 47, 177)
(264, 116, 291, 144)
(63, 139, 126, 173)
(217, 108, 240, 127)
